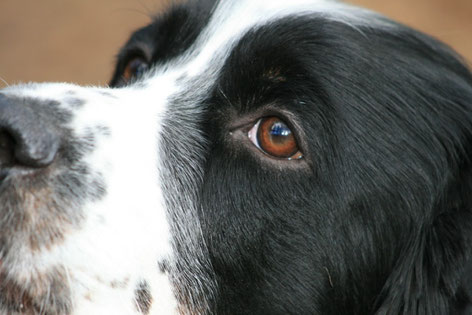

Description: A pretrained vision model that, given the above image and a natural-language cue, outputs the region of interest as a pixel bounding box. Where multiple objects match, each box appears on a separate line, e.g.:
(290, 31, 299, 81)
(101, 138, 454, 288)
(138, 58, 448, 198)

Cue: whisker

(0, 75, 10, 87)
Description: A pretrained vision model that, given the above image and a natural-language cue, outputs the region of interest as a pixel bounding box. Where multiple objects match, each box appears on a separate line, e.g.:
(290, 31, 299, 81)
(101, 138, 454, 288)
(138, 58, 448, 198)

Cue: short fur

(0, 0, 472, 314)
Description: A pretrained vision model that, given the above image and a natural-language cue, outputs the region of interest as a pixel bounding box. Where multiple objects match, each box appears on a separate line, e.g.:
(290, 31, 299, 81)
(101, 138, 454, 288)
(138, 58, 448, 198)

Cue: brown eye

(248, 116, 303, 160)
(122, 57, 149, 82)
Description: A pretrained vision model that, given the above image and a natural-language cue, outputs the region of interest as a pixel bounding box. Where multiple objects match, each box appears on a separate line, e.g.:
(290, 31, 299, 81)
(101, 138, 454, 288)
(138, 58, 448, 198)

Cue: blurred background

(0, 0, 471, 88)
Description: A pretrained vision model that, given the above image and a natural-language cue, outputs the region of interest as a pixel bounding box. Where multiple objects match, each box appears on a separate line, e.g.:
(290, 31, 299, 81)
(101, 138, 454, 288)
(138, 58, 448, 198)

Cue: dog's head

(1, 0, 472, 314)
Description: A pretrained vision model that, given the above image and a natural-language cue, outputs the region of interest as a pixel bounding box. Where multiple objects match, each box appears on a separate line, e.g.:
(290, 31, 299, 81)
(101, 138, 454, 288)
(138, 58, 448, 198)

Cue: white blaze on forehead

(143, 0, 383, 86)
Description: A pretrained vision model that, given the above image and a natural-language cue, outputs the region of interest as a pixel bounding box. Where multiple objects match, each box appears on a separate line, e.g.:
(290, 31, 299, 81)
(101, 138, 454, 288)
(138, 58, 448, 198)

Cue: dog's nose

(0, 93, 59, 169)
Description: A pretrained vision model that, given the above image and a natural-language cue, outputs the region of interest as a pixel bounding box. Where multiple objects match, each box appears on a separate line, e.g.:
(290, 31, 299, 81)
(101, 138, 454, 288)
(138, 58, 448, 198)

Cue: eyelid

(121, 42, 152, 62)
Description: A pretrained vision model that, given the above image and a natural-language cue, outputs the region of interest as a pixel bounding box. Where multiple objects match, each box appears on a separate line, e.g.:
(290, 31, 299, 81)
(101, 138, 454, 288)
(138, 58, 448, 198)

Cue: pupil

(134, 62, 147, 76)
(270, 122, 291, 137)
(129, 59, 148, 77)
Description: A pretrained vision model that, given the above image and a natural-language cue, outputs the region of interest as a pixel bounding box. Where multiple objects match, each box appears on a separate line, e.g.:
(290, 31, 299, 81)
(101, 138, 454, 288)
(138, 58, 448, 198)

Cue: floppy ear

(374, 160, 472, 314)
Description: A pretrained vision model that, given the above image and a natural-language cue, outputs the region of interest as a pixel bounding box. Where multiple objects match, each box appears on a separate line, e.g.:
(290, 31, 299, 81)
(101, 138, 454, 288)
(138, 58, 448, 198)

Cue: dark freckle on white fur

(65, 97, 85, 108)
(95, 125, 111, 137)
(99, 91, 117, 98)
(135, 280, 153, 314)
(110, 277, 130, 289)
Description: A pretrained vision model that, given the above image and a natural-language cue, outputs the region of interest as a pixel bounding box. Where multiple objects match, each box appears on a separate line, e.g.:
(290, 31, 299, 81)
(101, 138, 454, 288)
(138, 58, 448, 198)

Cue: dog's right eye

(122, 57, 149, 82)
(248, 116, 304, 160)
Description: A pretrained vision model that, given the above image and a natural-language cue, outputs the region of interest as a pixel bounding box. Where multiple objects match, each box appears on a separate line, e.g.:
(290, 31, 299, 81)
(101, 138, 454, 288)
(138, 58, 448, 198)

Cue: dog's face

(1, 0, 472, 314)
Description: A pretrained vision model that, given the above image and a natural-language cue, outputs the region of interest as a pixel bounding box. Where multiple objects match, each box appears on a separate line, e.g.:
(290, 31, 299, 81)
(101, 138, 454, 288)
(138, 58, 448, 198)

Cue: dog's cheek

(65, 87, 179, 310)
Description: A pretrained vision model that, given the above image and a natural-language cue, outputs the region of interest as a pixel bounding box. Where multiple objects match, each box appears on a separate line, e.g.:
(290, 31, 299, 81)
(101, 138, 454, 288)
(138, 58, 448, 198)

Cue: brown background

(0, 0, 471, 88)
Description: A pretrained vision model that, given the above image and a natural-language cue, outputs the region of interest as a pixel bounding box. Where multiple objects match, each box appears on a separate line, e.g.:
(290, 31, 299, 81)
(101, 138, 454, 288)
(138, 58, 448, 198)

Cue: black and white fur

(1, 0, 472, 314)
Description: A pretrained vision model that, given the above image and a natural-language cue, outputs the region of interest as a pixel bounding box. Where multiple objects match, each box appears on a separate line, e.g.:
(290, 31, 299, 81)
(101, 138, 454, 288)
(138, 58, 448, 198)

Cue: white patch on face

(63, 86, 177, 313)
(1, 83, 178, 314)
(142, 0, 388, 85)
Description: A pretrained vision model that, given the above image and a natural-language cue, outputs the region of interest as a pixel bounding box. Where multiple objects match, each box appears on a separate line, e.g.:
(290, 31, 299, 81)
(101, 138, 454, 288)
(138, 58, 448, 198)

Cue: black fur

(113, 3, 472, 315)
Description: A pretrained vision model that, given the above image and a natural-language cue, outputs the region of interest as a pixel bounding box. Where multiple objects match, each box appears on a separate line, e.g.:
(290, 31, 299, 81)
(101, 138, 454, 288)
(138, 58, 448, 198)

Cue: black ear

(374, 154, 472, 314)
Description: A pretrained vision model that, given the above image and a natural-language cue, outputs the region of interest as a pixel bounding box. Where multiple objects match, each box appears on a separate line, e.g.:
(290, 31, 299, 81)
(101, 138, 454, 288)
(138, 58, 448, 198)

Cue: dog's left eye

(122, 57, 149, 82)
(248, 117, 303, 160)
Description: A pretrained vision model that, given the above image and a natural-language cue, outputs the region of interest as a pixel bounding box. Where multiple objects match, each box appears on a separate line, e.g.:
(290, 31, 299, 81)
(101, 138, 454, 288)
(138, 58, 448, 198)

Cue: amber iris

(257, 117, 299, 158)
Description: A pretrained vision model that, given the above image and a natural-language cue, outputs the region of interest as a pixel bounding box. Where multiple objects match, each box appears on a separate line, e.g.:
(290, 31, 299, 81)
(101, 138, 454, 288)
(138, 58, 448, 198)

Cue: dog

(1, 0, 472, 314)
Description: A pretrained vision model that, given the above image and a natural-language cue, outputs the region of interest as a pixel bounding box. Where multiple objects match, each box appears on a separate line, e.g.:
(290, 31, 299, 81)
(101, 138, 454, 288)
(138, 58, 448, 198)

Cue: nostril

(0, 130, 15, 181)
(0, 129, 16, 167)
(0, 94, 60, 169)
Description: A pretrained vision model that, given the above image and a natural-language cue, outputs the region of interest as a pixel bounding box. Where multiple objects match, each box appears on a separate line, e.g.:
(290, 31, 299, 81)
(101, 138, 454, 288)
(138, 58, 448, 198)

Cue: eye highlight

(248, 116, 303, 160)
(122, 57, 149, 82)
